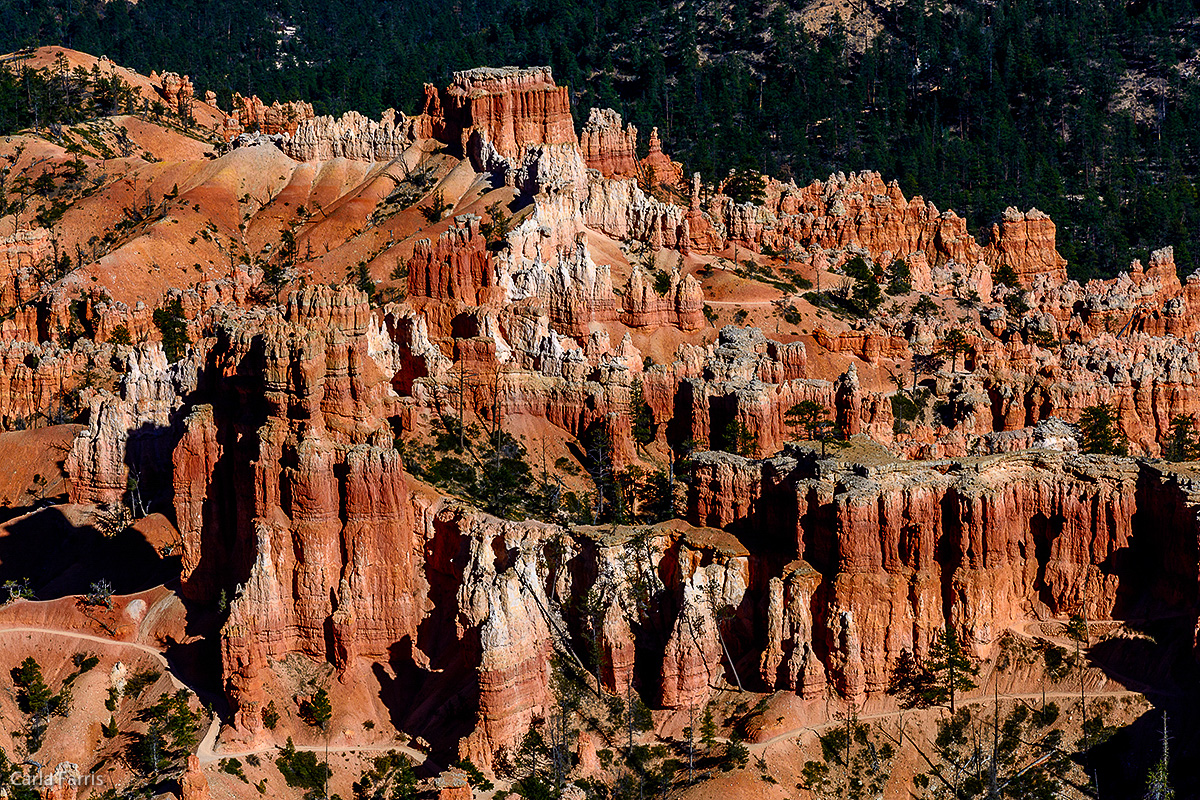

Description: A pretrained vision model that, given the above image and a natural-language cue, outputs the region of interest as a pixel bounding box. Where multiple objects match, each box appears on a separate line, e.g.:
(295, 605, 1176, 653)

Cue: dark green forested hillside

(4, 0, 1200, 281)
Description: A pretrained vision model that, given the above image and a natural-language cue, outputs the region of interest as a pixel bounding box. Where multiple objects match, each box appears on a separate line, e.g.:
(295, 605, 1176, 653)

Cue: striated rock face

(284, 109, 425, 162)
(984, 208, 1069, 287)
(619, 266, 704, 331)
(434, 769, 473, 800)
(580, 108, 640, 179)
(407, 216, 499, 306)
(438, 66, 577, 165)
(579, 109, 682, 191)
(224, 94, 315, 140)
(691, 448, 1199, 701)
(583, 177, 688, 251)
(66, 345, 197, 507)
(159, 72, 194, 117)
(171, 288, 413, 729)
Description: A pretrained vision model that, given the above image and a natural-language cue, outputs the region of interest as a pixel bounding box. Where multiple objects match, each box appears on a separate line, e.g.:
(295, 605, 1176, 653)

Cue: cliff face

(224, 93, 315, 139)
(691, 448, 1199, 700)
(580, 108, 639, 179)
(438, 66, 578, 165)
(284, 109, 425, 162)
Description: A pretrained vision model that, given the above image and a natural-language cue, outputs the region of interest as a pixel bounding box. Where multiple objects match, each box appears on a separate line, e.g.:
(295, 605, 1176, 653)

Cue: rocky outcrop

(619, 266, 704, 331)
(159, 72, 194, 117)
(434, 769, 473, 800)
(639, 127, 683, 190)
(580, 108, 639, 179)
(407, 216, 499, 306)
(692, 448, 1200, 700)
(436, 66, 577, 164)
(984, 208, 1069, 287)
(179, 755, 211, 800)
(583, 177, 689, 251)
(284, 109, 425, 162)
(224, 94, 315, 140)
(66, 344, 196, 506)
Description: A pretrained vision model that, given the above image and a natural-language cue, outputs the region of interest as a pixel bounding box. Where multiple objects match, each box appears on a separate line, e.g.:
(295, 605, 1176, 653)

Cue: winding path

(748, 686, 1145, 752)
(0, 625, 429, 768)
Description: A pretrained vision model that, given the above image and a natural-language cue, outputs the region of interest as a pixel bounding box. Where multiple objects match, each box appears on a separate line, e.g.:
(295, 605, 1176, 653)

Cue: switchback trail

(0, 625, 430, 768)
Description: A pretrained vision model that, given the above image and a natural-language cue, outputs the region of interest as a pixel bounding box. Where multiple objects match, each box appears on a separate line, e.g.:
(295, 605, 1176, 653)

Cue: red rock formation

(588, 170, 1071, 291)
(692, 448, 1198, 699)
(984, 208, 1068, 287)
(179, 755, 211, 800)
(436, 66, 577, 164)
(580, 108, 639, 179)
(407, 216, 499, 306)
(159, 72, 194, 117)
(619, 266, 704, 331)
(225, 94, 315, 140)
(814, 326, 910, 365)
(583, 178, 688, 251)
(638, 127, 683, 190)
(434, 769, 473, 800)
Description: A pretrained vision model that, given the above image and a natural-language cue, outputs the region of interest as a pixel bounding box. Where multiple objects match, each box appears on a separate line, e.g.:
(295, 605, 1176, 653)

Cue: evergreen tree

(152, 297, 189, 362)
(851, 270, 883, 315)
(912, 295, 940, 318)
(352, 751, 418, 800)
(993, 262, 1021, 289)
(630, 378, 654, 449)
(938, 329, 970, 373)
(886, 257, 912, 295)
(1166, 414, 1198, 461)
(350, 261, 375, 300)
(913, 704, 1071, 799)
(722, 417, 757, 457)
(1144, 712, 1175, 800)
(723, 170, 766, 205)
(1079, 403, 1128, 456)
(800, 707, 895, 800)
(301, 688, 332, 730)
(891, 630, 978, 713)
(784, 400, 829, 441)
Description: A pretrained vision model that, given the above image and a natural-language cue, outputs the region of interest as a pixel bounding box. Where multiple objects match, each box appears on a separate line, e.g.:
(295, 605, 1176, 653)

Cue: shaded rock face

(580, 108, 639, 179)
(169, 287, 416, 727)
(159, 72, 194, 117)
(224, 93, 315, 140)
(691, 449, 1200, 701)
(438, 66, 578, 165)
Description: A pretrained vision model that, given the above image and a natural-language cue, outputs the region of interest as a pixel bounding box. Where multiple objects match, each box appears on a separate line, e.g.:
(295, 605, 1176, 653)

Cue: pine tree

(1144, 712, 1175, 800)
(801, 707, 895, 799)
(1166, 414, 1198, 461)
(349, 261, 375, 300)
(784, 400, 827, 441)
(993, 261, 1021, 288)
(886, 257, 912, 295)
(301, 688, 332, 730)
(1079, 403, 1128, 456)
(630, 378, 655, 449)
(938, 329, 970, 373)
(152, 297, 189, 362)
(892, 630, 978, 713)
